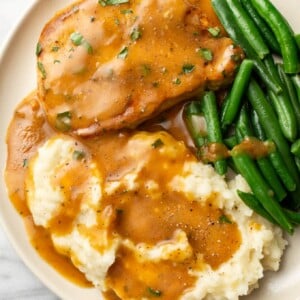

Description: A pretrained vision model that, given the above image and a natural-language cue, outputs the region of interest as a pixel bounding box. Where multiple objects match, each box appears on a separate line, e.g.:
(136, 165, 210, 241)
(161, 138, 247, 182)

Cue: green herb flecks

(36, 42, 42, 57)
(70, 32, 84, 46)
(141, 64, 151, 77)
(151, 138, 164, 149)
(208, 27, 221, 37)
(22, 159, 28, 168)
(172, 77, 181, 85)
(70, 32, 93, 54)
(56, 111, 72, 132)
(130, 27, 142, 42)
(73, 150, 85, 160)
(118, 46, 129, 59)
(182, 63, 195, 74)
(52, 46, 60, 52)
(37, 62, 47, 79)
(99, 0, 129, 6)
(219, 214, 233, 224)
(121, 9, 133, 14)
(197, 48, 213, 62)
(147, 287, 162, 297)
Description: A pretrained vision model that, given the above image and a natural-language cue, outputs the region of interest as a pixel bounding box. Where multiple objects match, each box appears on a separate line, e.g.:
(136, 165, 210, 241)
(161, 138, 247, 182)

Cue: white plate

(0, 1, 300, 299)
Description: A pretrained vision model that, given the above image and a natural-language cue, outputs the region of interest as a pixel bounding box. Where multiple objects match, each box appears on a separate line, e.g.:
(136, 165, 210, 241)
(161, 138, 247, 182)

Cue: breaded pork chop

(37, 0, 243, 136)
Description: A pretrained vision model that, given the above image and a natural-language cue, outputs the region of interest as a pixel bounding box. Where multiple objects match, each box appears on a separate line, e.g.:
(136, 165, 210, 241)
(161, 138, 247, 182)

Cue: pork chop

(37, 0, 243, 136)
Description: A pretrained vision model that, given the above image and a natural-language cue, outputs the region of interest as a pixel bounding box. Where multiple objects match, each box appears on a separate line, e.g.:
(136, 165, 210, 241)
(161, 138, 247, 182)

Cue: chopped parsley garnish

(197, 48, 213, 62)
(147, 287, 162, 297)
(37, 62, 47, 79)
(83, 41, 93, 54)
(141, 64, 151, 76)
(73, 150, 85, 160)
(55, 111, 72, 132)
(219, 215, 232, 224)
(22, 159, 28, 168)
(52, 46, 60, 52)
(114, 18, 120, 25)
(121, 9, 133, 14)
(54, 60, 61, 64)
(99, 0, 129, 6)
(70, 32, 84, 46)
(208, 27, 221, 37)
(36, 42, 42, 57)
(117, 46, 129, 59)
(151, 138, 164, 148)
(182, 63, 195, 74)
(172, 77, 181, 85)
(130, 27, 142, 41)
(70, 32, 93, 54)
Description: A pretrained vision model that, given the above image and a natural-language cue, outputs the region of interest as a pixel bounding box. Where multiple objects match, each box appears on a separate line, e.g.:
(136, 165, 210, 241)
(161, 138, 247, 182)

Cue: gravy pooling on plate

(6, 92, 241, 298)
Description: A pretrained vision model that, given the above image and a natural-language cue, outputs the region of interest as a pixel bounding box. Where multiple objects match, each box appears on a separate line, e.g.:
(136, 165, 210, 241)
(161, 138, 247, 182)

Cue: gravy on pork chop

(37, 0, 243, 136)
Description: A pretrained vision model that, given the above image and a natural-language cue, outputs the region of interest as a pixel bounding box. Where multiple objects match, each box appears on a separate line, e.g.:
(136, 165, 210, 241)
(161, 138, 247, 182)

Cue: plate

(0, 1, 300, 299)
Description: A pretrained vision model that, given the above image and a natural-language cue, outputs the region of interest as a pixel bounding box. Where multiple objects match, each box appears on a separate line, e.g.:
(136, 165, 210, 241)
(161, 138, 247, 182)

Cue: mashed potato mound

(26, 132, 287, 299)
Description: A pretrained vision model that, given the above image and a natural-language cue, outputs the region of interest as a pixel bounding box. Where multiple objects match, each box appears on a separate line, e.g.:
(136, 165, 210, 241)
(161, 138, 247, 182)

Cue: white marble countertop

(0, 1, 58, 299)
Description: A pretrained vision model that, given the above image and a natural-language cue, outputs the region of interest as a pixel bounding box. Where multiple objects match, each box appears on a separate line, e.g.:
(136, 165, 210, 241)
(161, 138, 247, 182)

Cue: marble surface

(0, 1, 58, 299)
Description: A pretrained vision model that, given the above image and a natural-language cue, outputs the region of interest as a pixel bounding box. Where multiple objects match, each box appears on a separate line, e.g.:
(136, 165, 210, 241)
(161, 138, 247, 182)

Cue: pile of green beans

(184, 0, 300, 233)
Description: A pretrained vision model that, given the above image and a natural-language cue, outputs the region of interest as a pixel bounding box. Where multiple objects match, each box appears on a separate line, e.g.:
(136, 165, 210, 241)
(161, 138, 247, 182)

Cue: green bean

(251, 0, 299, 74)
(295, 33, 300, 50)
(224, 136, 238, 149)
(291, 139, 300, 157)
(269, 151, 296, 192)
(201, 91, 227, 175)
(256, 157, 287, 201)
(268, 90, 297, 142)
(251, 108, 293, 196)
(240, 0, 281, 55)
(227, 0, 269, 59)
(263, 54, 282, 87)
(237, 190, 277, 225)
(221, 59, 254, 131)
(235, 104, 254, 142)
(291, 75, 300, 105)
(295, 157, 300, 173)
(284, 208, 300, 225)
(184, 102, 207, 148)
(247, 79, 300, 207)
(236, 105, 286, 201)
(263, 56, 299, 139)
(231, 153, 293, 233)
(251, 109, 267, 141)
(277, 64, 300, 129)
(211, 0, 281, 94)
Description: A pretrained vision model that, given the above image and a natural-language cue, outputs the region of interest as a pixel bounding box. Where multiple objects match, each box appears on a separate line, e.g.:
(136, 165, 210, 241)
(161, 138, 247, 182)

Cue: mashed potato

(26, 131, 287, 299)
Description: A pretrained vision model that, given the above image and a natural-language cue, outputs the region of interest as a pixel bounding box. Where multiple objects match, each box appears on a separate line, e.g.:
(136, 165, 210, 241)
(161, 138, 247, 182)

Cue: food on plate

(4, 0, 300, 299)
(26, 131, 286, 299)
(36, 0, 242, 136)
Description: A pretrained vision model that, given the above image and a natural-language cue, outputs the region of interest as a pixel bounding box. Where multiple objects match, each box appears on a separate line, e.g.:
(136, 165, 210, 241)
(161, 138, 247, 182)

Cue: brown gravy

(5, 92, 241, 298)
